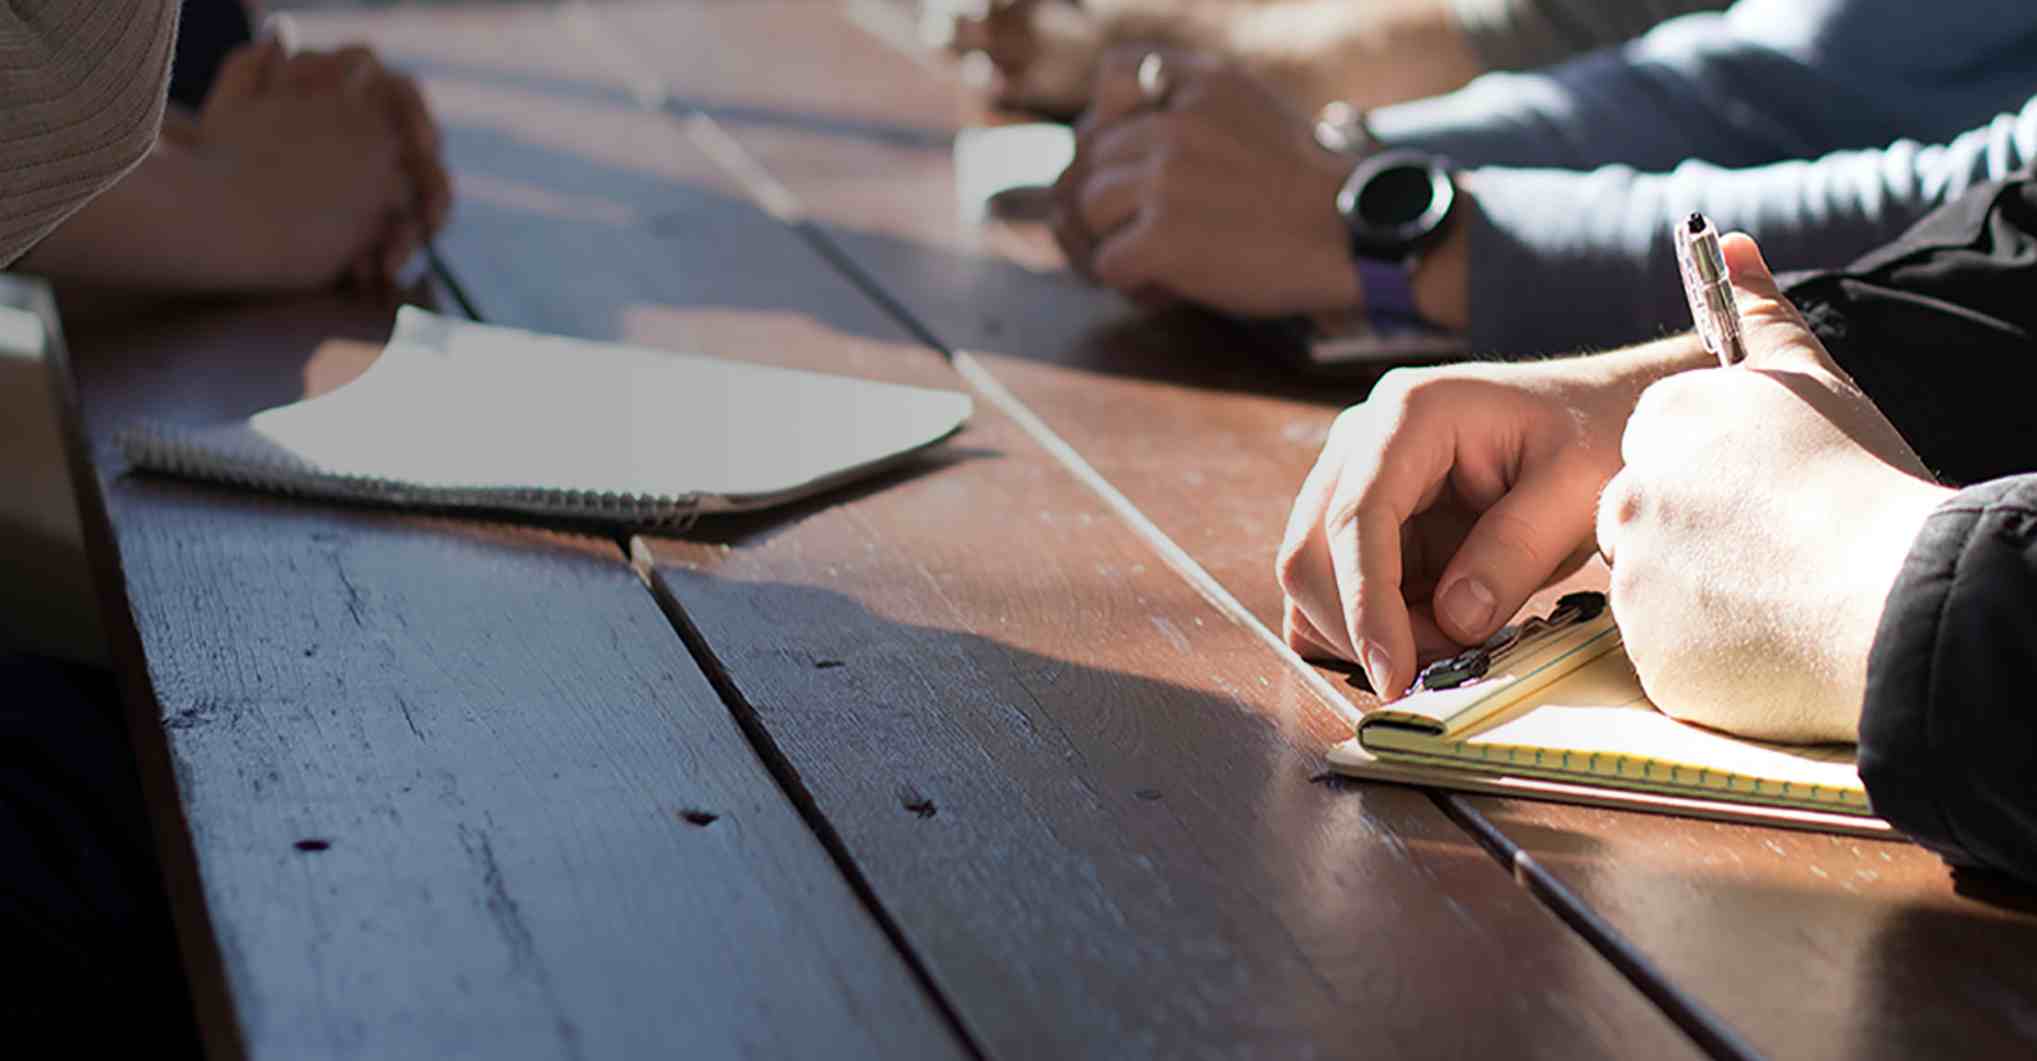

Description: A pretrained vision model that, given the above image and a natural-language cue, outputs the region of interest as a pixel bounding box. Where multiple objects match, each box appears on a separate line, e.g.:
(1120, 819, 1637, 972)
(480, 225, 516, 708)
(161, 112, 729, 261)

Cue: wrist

(1589, 334, 1718, 404)
(181, 142, 302, 290)
(1336, 151, 1456, 323)
(1311, 153, 1366, 313)
(1407, 204, 1466, 331)
(1832, 474, 1955, 736)
(1538, 335, 1715, 483)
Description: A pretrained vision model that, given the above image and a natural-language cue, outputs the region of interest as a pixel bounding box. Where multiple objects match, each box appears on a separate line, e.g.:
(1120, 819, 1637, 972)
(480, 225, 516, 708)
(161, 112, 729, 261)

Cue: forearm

(19, 140, 285, 292)
(1440, 102, 2037, 357)
(1225, 0, 1485, 112)
(1449, 0, 1727, 74)
(1090, 0, 1485, 112)
(1861, 476, 2037, 885)
(1370, 0, 2037, 175)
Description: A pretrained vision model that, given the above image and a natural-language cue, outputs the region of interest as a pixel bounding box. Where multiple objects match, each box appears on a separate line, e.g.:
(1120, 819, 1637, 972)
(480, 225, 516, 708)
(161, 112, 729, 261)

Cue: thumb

(1430, 464, 1599, 645)
(1720, 231, 1819, 366)
(208, 36, 284, 107)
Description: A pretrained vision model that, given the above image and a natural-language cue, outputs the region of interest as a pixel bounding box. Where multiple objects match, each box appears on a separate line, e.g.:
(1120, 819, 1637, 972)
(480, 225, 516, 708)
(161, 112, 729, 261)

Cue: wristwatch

(1334, 148, 1456, 323)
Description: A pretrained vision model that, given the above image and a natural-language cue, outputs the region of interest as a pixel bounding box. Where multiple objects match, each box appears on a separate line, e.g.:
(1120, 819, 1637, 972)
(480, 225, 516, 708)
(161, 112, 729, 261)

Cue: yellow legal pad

(1337, 611, 1870, 818)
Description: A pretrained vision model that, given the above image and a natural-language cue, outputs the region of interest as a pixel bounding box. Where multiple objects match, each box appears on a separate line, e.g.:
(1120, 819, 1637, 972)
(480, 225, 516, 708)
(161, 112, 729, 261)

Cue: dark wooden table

(49, 2, 2037, 1058)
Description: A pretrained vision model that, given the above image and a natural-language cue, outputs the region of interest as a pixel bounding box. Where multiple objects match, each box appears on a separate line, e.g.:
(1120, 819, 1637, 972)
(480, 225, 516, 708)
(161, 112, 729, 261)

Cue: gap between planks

(527, 6, 1759, 1059)
(420, 213, 993, 1061)
(1434, 796, 1763, 1061)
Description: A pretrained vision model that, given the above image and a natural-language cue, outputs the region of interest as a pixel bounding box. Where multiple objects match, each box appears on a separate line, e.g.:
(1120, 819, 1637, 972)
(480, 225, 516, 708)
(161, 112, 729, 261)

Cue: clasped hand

(1049, 47, 1359, 316)
(191, 37, 452, 290)
(1277, 234, 1952, 743)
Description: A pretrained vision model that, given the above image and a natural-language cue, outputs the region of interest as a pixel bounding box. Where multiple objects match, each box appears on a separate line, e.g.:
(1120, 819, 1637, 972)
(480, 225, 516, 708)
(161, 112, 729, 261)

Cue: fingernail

(1441, 577, 1497, 637)
(1363, 644, 1394, 697)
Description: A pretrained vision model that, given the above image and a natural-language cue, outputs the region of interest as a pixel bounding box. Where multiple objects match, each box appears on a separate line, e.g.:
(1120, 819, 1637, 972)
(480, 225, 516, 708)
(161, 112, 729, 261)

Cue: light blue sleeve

(1456, 98, 2037, 356)
(1369, 0, 2037, 174)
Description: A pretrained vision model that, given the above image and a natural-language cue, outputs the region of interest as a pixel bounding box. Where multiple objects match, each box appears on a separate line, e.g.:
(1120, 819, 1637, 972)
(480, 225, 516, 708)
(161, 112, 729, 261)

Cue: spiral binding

(118, 420, 705, 529)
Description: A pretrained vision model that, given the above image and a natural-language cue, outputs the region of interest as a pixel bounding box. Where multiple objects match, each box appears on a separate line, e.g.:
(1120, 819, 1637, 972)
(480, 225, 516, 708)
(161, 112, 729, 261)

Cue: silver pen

(1674, 212, 1749, 366)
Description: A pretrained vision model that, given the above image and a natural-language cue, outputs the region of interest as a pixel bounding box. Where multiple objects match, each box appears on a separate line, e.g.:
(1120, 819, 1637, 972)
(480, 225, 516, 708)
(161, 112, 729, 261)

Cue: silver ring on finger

(1137, 51, 1171, 108)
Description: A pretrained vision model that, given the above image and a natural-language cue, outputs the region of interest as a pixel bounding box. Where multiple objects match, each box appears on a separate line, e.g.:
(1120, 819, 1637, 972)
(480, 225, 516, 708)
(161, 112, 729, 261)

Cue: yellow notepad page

(1359, 648, 1867, 815)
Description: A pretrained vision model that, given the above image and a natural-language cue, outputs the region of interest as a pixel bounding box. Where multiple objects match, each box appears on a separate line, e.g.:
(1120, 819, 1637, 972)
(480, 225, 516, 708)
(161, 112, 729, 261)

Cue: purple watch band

(1353, 253, 1419, 324)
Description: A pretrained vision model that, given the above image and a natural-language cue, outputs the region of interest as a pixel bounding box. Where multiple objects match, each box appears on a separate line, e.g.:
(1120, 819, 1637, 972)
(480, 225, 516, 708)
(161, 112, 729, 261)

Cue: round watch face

(1360, 164, 1439, 228)
(1338, 150, 1454, 259)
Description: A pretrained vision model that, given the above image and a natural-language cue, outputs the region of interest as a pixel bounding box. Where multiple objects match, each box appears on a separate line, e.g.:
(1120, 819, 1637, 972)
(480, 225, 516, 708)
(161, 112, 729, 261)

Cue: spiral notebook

(121, 307, 973, 527)
(1326, 598, 1890, 837)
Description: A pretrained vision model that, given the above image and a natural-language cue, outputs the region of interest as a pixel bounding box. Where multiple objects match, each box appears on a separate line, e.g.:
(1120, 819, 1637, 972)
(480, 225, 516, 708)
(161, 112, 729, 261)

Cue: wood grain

(390, 6, 1710, 1057)
(53, 284, 965, 1059)
(572, 3, 2037, 1058)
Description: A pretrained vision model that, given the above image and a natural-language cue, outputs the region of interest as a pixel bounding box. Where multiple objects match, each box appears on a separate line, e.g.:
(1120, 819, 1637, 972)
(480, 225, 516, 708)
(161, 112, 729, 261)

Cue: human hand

(950, 0, 1105, 117)
(1050, 48, 1359, 316)
(1276, 340, 1711, 697)
(1597, 234, 1952, 743)
(195, 38, 452, 291)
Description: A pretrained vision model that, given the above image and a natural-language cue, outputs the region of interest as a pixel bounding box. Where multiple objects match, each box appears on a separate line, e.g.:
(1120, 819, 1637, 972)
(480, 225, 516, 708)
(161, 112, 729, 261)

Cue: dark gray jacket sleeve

(1859, 479, 2037, 883)
(1781, 171, 2037, 883)
(1449, 0, 1728, 74)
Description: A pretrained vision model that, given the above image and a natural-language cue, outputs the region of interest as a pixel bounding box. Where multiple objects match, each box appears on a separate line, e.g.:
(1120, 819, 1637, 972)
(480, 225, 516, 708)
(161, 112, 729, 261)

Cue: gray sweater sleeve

(1453, 97, 2037, 356)
(1449, 0, 1728, 73)
(0, 0, 182, 266)
(1371, 0, 2037, 174)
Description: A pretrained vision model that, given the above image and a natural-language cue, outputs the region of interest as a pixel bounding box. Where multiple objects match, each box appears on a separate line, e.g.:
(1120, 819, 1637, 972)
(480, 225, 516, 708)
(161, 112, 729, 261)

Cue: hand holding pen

(1597, 232, 1946, 742)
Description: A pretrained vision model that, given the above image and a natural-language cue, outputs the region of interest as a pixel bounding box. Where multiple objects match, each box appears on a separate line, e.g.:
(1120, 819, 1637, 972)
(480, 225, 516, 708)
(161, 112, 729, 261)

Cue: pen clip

(1412, 591, 1607, 692)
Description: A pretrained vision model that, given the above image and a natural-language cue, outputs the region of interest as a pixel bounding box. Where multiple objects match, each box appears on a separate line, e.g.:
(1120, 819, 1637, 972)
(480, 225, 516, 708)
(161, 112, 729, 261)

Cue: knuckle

(1321, 489, 1372, 544)
(1327, 403, 1368, 443)
(1346, 372, 1435, 445)
(1602, 474, 1645, 530)
(1476, 510, 1549, 569)
(1273, 536, 1310, 594)
(1594, 475, 1637, 562)
(1368, 366, 1437, 411)
(1633, 373, 1703, 422)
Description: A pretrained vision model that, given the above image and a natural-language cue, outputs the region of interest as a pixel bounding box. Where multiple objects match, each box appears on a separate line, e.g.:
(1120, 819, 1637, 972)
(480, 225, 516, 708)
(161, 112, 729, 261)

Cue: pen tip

(1685, 212, 1706, 234)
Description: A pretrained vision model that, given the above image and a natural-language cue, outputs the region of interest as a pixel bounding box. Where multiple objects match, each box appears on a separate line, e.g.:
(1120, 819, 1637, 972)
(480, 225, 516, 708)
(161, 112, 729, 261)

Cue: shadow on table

(634, 570, 1662, 1058)
(810, 220, 1381, 409)
(676, 445, 1004, 553)
(1463, 796, 2037, 1054)
(58, 281, 451, 438)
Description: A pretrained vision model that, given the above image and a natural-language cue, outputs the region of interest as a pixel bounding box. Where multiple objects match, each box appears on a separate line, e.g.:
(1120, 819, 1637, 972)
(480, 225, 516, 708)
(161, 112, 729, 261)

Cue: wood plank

(51, 281, 965, 1059)
(595, 4, 2037, 1057)
(377, 5, 1712, 1058)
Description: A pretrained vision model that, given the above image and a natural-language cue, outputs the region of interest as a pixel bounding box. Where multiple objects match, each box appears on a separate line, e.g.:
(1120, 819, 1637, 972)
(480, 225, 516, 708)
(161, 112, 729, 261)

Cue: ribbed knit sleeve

(0, 0, 181, 266)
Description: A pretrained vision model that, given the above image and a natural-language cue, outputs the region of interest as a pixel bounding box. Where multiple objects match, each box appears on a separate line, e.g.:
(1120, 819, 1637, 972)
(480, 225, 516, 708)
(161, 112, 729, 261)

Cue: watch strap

(1353, 253, 1419, 323)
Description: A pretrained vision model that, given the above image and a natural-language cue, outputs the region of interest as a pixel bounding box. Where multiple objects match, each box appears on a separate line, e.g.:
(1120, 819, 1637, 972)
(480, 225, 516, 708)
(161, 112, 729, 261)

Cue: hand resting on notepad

(1276, 233, 1953, 745)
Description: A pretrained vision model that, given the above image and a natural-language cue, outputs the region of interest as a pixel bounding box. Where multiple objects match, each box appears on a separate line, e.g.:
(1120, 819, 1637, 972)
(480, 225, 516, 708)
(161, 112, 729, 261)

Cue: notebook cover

(1326, 739, 1894, 839)
(122, 307, 974, 527)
